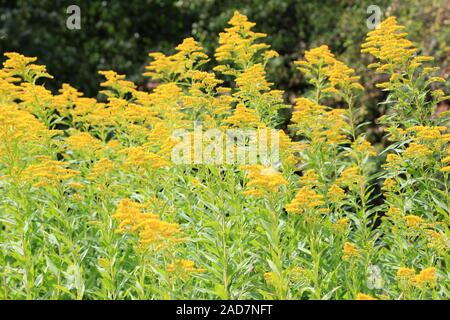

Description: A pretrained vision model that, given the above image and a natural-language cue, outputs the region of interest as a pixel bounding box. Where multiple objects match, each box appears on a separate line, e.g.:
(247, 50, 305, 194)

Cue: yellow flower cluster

(342, 242, 360, 261)
(397, 267, 437, 288)
(88, 157, 116, 181)
(336, 166, 365, 189)
(327, 184, 346, 203)
(112, 199, 183, 250)
(285, 186, 327, 215)
(234, 64, 271, 96)
(0, 105, 59, 153)
(361, 17, 420, 73)
(145, 37, 209, 82)
(118, 146, 170, 171)
(0, 69, 20, 104)
(361, 16, 447, 91)
(0, 11, 447, 300)
(3, 52, 53, 82)
(214, 11, 273, 73)
(166, 259, 205, 274)
(290, 98, 349, 145)
(20, 156, 80, 188)
(224, 103, 263, 128)
(242, 165, 287, 197)
(99, 70, 137, 98)
(356, 293, 377, 300)
(65, 130, 104, 158)
(295, 45, 363, 96)
(52, 83, 84, 116)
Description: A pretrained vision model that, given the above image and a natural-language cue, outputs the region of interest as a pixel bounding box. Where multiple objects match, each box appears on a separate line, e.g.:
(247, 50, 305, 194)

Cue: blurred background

(0, 0, 448, 140)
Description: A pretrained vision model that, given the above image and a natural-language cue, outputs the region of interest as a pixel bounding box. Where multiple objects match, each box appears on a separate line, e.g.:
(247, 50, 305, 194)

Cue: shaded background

(0, 0, 448, 137)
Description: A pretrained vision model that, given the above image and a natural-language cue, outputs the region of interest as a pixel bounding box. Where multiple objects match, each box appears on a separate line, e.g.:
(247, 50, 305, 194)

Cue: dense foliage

(0, 11, 449, 299)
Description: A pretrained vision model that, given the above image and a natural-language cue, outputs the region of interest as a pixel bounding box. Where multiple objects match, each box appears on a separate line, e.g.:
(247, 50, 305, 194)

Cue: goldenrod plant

(0, 12, 448, 300)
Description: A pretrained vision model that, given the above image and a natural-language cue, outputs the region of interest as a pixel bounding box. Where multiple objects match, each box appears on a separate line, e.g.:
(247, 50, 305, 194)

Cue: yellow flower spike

(52, 83, 84, 115)
(285, 186, 326, 215)
(352, 138, 377, 157)
(65, 130, 104, 158)
(361, 15, 442, 91)
(336, 166, 364, 188)
(3, 52, 53, 82)
(242, 165, 287, 198)
(166, 259, 205, 275)
(214, 11, 273, 73)
(356, 293, 377, 300)
(119, 146, 171, 170)
(290, 97, 349, 145)
(426, 230, 449, 252)
(20, 156, 80, 188)
(224, 103, 263, 128)
(331, 218, 350, 234)
(342, 242, 360, 261)
(404, 215, 424, 228)
(327, 184, 346, 203)
(145, 37, 208, 81)
(396, 267, 416, 281)
(234, 64, 272, 96)
(0, 105, 60, 158)
(411, 267, 437, 288)
(88, 157, 115, 181)
(295, 45, 362, 96)
(99, 70, 136, 98)
(300, 169, 322, 188)
(112, 199, 183, 250)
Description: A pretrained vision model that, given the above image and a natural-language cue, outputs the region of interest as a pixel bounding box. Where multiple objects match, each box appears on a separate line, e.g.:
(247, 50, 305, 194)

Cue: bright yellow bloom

(290, 98, 349, 144)
(411, 267, 437, 288)
(352, 138, 377, 156)
(382, 178, 397, 192)
(99, 70, 137, 98)
(404, 215, 423, 228)
(361, 17, 418, 73)
(234, 64, 271, 96)
(112, 199, 183, 250)
(145, 37, 208, 81)
(342, 242, 360, 261)
(119, 146, 170, 170)
(295, 45, 362, 94)
(242, 165, 287, 197)
(327, 184, 346, 203)
(285, 186, 326, 214)
(214, 11, 272, 72)
(166, 259, 205, 274)
(3, 52, 53, 81)
(336, 166, 364, 188)
(224, 103, 263, 128)
(51, 83, 84, 115)
(300, 169, 321, 188)
(65, 130, 104, 157)
(0, 105, 59, 160)
(332, 218, 350, 233)
(356, 293, 377, 300)
(396, 267, 415, 281)
(20, 156, 79, 188)
(88, 158, 116, 180)
(426, 230, 448, 252)
(295, 45, 335, 76)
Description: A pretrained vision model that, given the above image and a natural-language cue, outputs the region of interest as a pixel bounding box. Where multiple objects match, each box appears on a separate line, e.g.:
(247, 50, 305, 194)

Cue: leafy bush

(0, 11, 448, 300)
